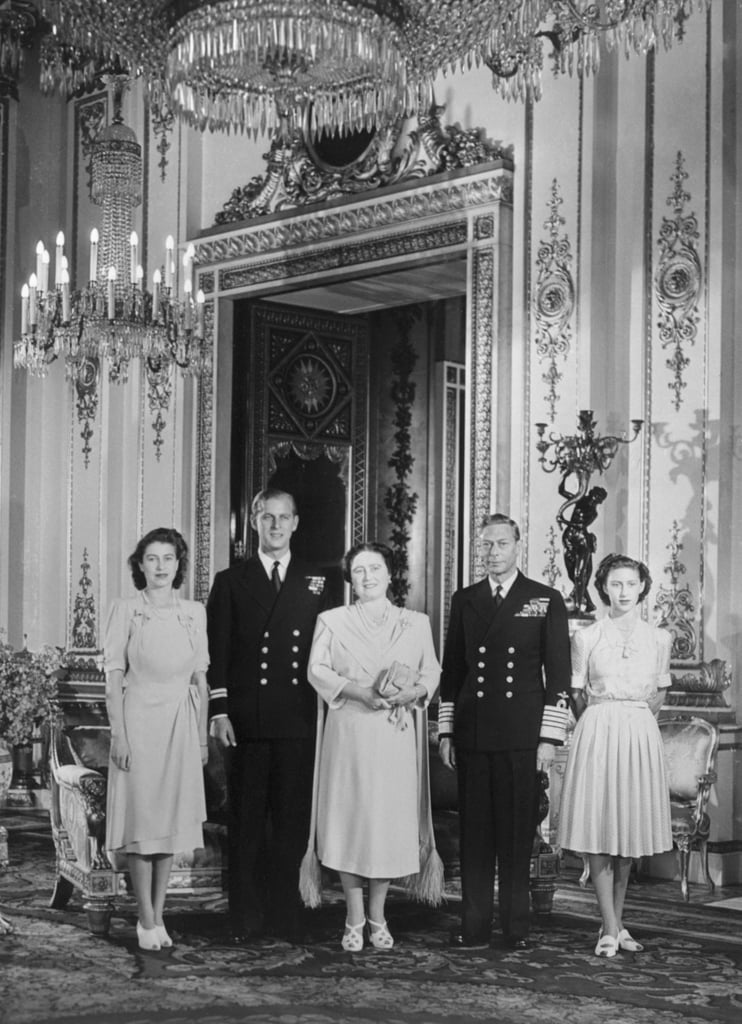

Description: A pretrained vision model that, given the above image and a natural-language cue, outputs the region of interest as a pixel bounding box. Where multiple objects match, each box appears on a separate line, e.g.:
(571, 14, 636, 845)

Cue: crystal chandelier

(33, 1, 710, 137)
(14, 84, 207, 384)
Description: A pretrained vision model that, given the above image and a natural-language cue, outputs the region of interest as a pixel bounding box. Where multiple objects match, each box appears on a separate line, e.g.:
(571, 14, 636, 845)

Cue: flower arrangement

(0, 633, 64, 746)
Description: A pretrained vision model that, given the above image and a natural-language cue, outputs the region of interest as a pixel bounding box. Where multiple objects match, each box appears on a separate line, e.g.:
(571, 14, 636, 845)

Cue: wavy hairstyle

(342, 541, 394, 583)
(128, 527, 189, 590)
(594, 553, 652, 605)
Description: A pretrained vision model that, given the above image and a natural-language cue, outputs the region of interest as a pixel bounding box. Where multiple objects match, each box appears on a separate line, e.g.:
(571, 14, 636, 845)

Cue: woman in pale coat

(301, 542, 443, 952)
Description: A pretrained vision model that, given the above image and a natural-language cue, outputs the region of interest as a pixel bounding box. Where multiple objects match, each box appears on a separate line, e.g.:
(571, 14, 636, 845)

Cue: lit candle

(196, 288, 205, 339)
(55, 231, 65, 288)
(136, 264, 144, 289)
(89, 228, 99, 283)
(184, 279, 192, 330)
(182, 250, 192, 296)
(165, 236, 174, 290)
(152, 269, 161, 321)
(21, 284, 29, 336)
(107, 266, 116, 320)
(130, 231, 139, 285)
(40, 249, 50, 294)
(29, 273, 38, 325)
(35, 240, 45, 284)
(61, 269, 71, 323)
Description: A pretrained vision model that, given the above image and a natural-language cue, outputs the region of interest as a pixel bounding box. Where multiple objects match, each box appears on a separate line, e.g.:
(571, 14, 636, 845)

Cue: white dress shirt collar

(258, 549, 291, 581)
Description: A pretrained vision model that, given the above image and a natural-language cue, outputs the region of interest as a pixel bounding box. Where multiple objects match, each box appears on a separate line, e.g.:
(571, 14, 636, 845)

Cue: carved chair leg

(83, 898, 114, 936)
(699, 840, 715, 893)
(49, 875, 75, 910)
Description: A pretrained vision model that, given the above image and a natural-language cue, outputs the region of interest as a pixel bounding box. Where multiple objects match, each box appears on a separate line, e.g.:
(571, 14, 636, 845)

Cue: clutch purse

(376, 661, 416, 730)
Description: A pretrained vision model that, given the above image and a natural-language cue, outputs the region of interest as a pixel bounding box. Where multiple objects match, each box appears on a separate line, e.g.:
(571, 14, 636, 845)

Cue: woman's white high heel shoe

(137, 922, 161, 951)
(617, 928, 643, 952)
(341, 919, 365, 952)
(155, 924, 173, 948)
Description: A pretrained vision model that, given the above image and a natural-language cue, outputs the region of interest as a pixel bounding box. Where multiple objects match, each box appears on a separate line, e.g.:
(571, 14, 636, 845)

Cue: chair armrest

(54, 764, 105, 787)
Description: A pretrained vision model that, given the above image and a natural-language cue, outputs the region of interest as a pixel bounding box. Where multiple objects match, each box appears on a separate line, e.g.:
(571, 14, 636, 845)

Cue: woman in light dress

(301, 542, 443, 952)
(558, 553, 673, 958)
(105, 527, 209, 951)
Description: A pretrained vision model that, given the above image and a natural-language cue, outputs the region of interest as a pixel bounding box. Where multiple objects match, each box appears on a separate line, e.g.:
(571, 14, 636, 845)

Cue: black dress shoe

(449, 931, 490, 950)
(504, 936, 532, 950)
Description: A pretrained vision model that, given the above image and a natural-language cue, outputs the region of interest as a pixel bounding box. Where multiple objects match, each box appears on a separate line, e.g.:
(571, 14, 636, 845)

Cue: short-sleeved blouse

(571, 617, 672, 703)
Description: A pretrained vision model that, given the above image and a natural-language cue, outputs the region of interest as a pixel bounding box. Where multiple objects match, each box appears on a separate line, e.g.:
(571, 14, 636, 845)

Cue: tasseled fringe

(397, 846, 446, 906)
(299, 847, 323, 908)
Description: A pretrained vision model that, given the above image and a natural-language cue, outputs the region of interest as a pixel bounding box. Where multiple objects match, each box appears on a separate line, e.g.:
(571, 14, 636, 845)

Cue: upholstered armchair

(659, 714, 719, 901)
(48, 694, 227, 935)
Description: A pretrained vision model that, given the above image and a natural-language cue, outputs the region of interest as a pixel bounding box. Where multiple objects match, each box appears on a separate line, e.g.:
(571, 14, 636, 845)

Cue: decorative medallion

(74, 356, 99, 469)
(534, 179, 574, 422)
(70, 548, 97, 650)
(654, 519, 697, 662)
(655, 152, 702, 412)
(285, 354, 336, 417)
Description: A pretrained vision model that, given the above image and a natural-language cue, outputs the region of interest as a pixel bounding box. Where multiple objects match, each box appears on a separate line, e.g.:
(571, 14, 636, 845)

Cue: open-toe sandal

(595, 932, 618, 958)
(341, 919, 366, 952)
(617, 928, 643, 952)
(368, 918, 394, 950)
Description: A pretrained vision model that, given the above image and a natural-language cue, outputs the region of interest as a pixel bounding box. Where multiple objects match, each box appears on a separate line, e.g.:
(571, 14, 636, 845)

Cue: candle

(35, 240, 44, 284)
(40, 249, 50, 294)
(182, 250, 192, 296)
(165, 235, 174, 290)
(107, 266, 116, 320)
(29, 274, 38, 325)
(130, 231, 139, 285)
(196, 289, 205, 339)
(136, 264, 143, 289)
(89, 228, 99, 283)
(55, 231, 65, 288)
(152, 269, 161, 321)
(184, 279, 192, 330)
(21, 284, 29, 336)
(61, 269, 71, 323)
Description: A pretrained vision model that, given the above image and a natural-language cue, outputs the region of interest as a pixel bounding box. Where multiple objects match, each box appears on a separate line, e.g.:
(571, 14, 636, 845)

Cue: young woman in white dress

(557, 553, 673, 958)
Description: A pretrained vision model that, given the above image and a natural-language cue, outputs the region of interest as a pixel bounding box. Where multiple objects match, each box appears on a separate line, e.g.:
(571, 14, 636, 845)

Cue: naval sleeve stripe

(437, 700, 455, 736)
(208, 686, 228, 699)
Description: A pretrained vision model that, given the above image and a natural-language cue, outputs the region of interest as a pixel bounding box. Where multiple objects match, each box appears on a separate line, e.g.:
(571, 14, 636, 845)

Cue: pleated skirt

(557, 701, 672, 858)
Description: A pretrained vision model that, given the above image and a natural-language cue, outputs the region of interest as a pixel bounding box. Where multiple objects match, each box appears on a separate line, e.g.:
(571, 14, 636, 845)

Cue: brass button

(505, 691, 513, 699)
(476, 690, 484, 698)
(508, 646, 515, 654)
(260, 678, 268, 686)
(260, 662, 268, 670)
(506, 676, 513, 683)
(507, 661, 514, 669)
(478, 662, 485, 668)
(479, 646, 486, 654)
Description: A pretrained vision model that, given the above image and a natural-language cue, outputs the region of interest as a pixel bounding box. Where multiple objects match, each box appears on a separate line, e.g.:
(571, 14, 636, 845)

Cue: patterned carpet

(1, 815, 742, 1024)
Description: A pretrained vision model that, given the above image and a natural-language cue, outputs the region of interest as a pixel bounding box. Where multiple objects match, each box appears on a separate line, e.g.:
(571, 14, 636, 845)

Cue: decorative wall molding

(193, 302, 214, 604)
(145, 360, 173, 462)
(655, 151, 702, 412)
(654, 519, 698, 663)
(70, 549, 97, 651)
(196, 168, 512, 269)
(470, 243, 494, 582)
(542, 524, 563, 590)
(74, 357, 99, 470)
(533, 179, 575, 423)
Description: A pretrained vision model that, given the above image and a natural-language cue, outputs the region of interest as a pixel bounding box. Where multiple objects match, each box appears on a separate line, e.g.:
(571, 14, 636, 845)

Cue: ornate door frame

(190, 161, 514, 603)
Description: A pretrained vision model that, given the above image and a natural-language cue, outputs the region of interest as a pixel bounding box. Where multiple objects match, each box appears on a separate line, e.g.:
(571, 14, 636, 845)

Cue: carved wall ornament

(470, 245, 495, 582)
(193, 302, 214, 603)
(149, 101, 174, 182)
(384, 306, 422, 606)
(213, 105, 511, 227)
(654, 519, 698, 662)
(145, 357, 173, 462)
(74, 356, 100, 470)
(533, 179, 575, 423)
(70, 549, 97, 651)
(542, 525, 563, 590)
(655, 152, 702, 412)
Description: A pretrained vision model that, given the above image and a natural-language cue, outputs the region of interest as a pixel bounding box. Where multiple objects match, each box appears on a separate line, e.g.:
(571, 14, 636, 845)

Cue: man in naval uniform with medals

(207, 488, 329, 944)
(439, 513, 571, 950)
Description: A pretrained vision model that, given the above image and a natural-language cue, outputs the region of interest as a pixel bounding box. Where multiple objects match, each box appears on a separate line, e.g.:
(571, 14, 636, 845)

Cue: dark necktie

(271, 561, 282, 593)
(494, 585, 503, 609)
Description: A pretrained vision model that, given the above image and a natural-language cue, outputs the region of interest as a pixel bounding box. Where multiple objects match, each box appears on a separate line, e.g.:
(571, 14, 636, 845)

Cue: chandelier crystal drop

(14, 86, 207, 384)
(33, 1, 710, 137)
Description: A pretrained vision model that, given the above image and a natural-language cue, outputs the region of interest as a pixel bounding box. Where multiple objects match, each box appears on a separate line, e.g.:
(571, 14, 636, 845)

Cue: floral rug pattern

(1, 823, 742, 1024)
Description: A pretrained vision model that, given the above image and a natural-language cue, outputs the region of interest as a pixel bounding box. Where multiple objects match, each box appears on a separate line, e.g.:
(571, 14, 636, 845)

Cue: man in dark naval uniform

(207, 488, 328, 943)
(439, 512, 571, 950)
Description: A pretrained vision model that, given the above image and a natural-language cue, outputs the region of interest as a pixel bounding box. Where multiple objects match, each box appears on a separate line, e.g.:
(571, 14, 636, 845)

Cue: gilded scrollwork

(542, 525, 563, 589)
(213, 105, 510, 227)
(654, 519, 697, 662)
(534, 179, 574, 423)
(145, 357, 173, 462)
(70, 548, 97, 652)
(74, 355, 99, 469)
(655, 152, 702, 412)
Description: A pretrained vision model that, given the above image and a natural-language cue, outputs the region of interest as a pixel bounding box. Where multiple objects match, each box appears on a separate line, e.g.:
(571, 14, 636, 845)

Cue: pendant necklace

(612, 618, 638, 658)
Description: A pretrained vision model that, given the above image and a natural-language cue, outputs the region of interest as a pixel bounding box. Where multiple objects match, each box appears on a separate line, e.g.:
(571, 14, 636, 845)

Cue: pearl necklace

(357, 600, 390, 631)
(142, 591, 177, 619)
